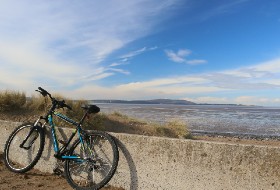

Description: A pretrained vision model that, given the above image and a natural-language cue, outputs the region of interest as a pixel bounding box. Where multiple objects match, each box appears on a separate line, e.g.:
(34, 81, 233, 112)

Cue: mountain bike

(3, 87, 119, 190)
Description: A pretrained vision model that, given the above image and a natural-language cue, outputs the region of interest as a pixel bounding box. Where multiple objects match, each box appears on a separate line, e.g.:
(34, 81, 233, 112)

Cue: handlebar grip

(38, 87, 45, 91)
(37, 87, 50, 97)
(38, 87, 46, 93)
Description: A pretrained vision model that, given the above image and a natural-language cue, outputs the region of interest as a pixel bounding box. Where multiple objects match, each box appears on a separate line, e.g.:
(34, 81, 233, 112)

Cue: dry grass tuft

(25, 94, 49, 111)
(95, 112, 193, 139)
(0, 90, 26, 112)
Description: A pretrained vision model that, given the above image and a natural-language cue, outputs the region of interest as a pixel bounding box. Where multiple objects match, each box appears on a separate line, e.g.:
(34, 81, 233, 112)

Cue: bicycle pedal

(53, 167, 63, 176)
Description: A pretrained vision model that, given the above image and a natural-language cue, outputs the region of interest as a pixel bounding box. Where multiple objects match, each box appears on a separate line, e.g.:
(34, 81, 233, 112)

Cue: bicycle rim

(4, 123, 45, 173)
(65, 131, 119, 190)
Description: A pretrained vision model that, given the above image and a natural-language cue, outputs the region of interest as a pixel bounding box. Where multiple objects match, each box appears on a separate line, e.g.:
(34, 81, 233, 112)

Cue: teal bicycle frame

(46, 110, 88, 161)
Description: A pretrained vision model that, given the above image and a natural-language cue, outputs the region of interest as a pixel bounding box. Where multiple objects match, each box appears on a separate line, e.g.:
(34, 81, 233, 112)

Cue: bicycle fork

(20, 121, 42, 150)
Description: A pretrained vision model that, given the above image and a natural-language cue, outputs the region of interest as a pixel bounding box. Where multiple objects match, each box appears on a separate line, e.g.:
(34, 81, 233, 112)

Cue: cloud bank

(63, 58, 280, 106)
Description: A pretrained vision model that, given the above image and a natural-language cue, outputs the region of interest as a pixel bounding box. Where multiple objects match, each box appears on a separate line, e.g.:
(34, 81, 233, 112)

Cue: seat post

(79, 111, 89, 124)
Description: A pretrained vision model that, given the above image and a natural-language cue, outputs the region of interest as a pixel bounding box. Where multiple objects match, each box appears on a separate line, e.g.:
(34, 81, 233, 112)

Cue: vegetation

(0, 90, 192, 139)
(95, 111, 193, 139)
(0, 90, 26, 112)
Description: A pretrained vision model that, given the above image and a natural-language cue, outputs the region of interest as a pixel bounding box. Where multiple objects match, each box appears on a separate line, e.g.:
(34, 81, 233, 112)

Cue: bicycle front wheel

(64, 131, 119, 190)
(4, 122, 45, 173)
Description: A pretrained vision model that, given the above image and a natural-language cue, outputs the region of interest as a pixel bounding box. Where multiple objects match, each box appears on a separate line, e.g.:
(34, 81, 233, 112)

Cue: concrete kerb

(1, 120, 280, 190)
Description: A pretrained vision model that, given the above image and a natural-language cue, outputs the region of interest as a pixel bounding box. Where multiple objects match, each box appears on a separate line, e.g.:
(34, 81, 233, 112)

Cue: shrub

(99, 112, 193, 139)
(0, 90, 26, 112)
(82, 113, 107, 131)
(155, 119, 193, 139)
(25, 94, 49, 112)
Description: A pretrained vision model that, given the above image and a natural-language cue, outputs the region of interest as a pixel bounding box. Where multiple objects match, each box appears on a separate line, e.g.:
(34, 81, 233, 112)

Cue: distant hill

(91, 99, 197, 105)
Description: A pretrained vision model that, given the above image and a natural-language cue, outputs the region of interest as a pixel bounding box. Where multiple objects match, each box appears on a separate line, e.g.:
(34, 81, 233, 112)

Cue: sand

(0, 154, 123, 190)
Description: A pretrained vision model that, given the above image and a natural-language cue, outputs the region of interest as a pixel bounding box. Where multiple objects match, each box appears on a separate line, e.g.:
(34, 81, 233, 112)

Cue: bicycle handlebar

(36, 87, 52, 98)
(36, 87, 72, 110)
(57, 100, 72, 110)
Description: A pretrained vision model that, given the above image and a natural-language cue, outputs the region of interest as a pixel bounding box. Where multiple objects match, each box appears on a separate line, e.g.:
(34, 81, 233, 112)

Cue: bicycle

(3, 87, 119, 190)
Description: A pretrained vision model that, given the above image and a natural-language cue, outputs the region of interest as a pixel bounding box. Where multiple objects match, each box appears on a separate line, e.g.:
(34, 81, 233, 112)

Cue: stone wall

(1, 120, 279, 190)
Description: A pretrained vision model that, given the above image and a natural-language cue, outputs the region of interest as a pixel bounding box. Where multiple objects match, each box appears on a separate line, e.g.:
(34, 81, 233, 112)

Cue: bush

(25, 94, 49, 112)
(99, 112, 193, 139)
(155, 119, 192, 139)
(0, 90, 26, 112)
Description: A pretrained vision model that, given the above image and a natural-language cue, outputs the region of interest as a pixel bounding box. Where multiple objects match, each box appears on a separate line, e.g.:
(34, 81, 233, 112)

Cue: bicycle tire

(4, 122, 45, 173)
(64, 130, 119, 190)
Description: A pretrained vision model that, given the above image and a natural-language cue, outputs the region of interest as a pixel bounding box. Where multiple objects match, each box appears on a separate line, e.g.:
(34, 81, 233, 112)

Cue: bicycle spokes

(65, 131, 119, 189)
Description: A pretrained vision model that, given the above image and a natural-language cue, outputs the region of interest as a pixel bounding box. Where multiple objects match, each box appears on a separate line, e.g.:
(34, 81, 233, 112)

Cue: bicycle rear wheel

(4, 122, 45, 173)
(64, 131, 119, 190)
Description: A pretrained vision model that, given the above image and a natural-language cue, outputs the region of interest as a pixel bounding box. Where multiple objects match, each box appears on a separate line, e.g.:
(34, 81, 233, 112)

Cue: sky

(0, 0, 280, 106)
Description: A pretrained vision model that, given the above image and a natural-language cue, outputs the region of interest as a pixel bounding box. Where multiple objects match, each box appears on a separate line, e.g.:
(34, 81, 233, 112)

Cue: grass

(0, 90, 193, 139)
(0, 90, 26, 112)
(81, 111, 193, 139)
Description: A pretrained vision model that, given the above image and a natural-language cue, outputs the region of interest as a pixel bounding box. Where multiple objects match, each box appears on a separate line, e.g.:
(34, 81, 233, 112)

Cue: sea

(94, 103, 280, 138)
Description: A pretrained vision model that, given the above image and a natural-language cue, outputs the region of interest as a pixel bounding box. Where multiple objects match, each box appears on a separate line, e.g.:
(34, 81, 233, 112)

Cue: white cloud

(62, 57, 280, 106)
(186, 59, 208, 65)
(108, 68, 130, 75)
(109, 63, 122, 67)
(84, 73, 114, 81)
(119, 46, 158, 62)
(165, 49, 188, 63)
(120, 47, 147, 60)
(0, 1, 181, 91)
(0, 42, 85, 91)
(63, 75, 225, 100)
(183, 96, 280, 106)
(177, 49, 192, 57)
(117, 76, 210, 88)
(165, 49, 207, 65)
(234, 96, 280, 106)
(184, 97, 230, 104)
(62, 84, 223, 100)
(264, 79, 280, 85)
(251, 59, 280, 73)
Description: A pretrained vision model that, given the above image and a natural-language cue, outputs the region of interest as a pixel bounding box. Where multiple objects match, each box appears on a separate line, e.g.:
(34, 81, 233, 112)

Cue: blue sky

(1, 0, 280, 106)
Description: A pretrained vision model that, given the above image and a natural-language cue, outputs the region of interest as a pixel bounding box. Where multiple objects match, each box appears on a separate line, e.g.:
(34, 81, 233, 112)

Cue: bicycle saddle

(81, 105, 100, 114)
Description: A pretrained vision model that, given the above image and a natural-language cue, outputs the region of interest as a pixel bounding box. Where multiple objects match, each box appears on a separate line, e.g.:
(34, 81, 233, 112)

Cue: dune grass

(0, 90, 192, 139)
(0, 90, 26, 112)
(95, 111, 193, 139)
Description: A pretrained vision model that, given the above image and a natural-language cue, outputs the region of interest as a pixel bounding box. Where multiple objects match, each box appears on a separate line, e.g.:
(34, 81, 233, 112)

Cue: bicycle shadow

(42, 126, 69, 158)
(113, 137, 138, 190)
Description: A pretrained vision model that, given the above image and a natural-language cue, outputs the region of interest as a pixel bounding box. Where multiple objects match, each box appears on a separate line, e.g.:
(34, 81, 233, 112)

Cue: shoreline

(196, 135, 280, 147)
(192, 130, 280, 141)
(194, 131, 280, 147)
